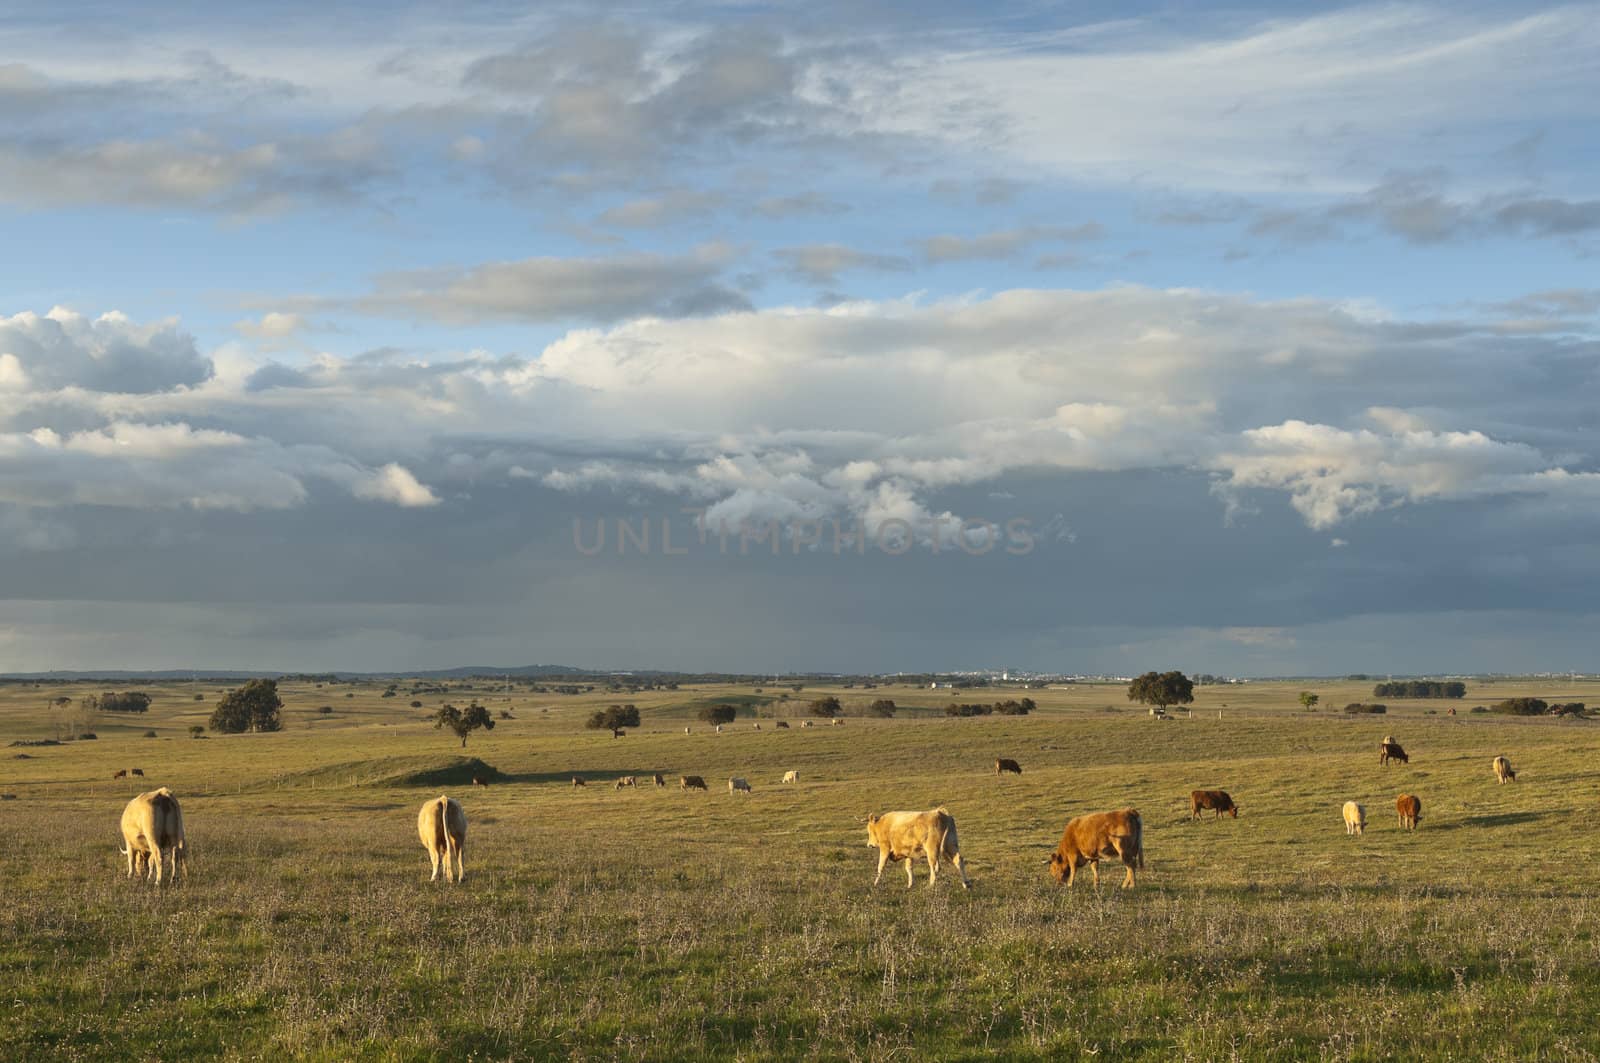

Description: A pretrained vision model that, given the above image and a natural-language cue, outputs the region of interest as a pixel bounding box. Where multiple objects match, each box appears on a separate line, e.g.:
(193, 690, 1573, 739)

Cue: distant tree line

(85, 692, 153, 714)
(944, 698, 1035, 718)
(1343, 703, 1388, 714)
(1489, 698, 1587, 718)
(1373, 681, 1466, 699)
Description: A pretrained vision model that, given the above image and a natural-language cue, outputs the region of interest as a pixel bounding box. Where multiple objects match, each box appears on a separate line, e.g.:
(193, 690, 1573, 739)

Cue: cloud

(752, 192, 849, 218)
(0, 307, 211, 393)
(234, 311, 307, 340)
(772, 244, 911, 285)
(596, 189, 724, 228)
(353, 463, 440, 507)
(918, 223, 1103, 263)
(304, 249, 751, 324)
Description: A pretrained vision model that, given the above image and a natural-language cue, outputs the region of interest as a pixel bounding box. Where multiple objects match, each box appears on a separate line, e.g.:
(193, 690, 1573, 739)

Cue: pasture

(4, 677, 1600, 1060)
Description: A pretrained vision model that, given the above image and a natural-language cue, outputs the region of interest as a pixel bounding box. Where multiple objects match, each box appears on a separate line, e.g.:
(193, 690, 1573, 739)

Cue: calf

(729, 777, 752, 794)
(1342, 800, 1366, 835)
(680, 775, 708, 792)
(1190, 789, 1238, 819)
(1048, 809, 1143, 888)
(995, 758, 1022, 776)
(1396, 793, 1422, 830)
(1493, 755, 1517, 784)
(1379, 740, 1409, 765)
(865, 807, 970, 889)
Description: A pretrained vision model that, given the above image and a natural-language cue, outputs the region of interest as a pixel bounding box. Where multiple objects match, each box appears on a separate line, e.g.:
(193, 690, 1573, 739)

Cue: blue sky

(1, 1, 1597, 674)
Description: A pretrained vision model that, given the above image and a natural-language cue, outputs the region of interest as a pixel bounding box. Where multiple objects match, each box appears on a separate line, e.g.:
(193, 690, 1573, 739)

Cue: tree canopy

(807, 696, 842, 718)
(435, 702, 495, 747)
(587, 704, 640, 737)
(209, 679, 284, 734)
(867, 699, 897, 718)
(1126, 671, 1195, 712)
(698, 704, 738, 725)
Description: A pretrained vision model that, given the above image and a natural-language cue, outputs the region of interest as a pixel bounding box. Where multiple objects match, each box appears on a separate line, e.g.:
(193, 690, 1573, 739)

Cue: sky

(1, 0, 1597, 675)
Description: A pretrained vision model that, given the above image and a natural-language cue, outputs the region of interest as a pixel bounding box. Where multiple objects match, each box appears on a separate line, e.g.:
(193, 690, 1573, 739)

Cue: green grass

(4, 678, 1600, 1059)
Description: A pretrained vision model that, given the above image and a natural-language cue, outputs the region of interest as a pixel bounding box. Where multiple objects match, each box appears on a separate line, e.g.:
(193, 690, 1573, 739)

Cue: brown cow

(1396, 793, 1422, 830)
(680, 775, 708, 792)
(417, 795, 467, 882)
(864, 807, 970, 889)
(653, 773, 666, 787)
(471, 776, 489, 788)
(1190, 790, 1238, 819)
(775, 721, 790, 729)
(571, 776, 586, 788)
(130, 768, 144, 777)
(112, 769, 128, 780)
(1379, 740, 1409, 765)
(119, 788, 186, 884)
(1493, 755, 1517, 784)
(1048, 809, 1143, 888)
(995, 758, 1022, 776)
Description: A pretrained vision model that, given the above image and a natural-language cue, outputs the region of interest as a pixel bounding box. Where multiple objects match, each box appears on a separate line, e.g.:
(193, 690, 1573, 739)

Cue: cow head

(1047, 851, 1069, 884)
(865, 814, 882, 846)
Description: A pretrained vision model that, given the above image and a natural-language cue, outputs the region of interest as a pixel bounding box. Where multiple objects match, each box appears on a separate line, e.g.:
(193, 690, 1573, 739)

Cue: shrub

(1343, 703, 1388, 714)
(807, 697, 842, 718)
(1470, 705, 1489, 714)
(193, 693, 205, 701)
(142, 730, 158, 738)
(945, 703, 992, 717)
(1491, 698, 1547, 716)
(867, 699, 897, 718)
(78, 732, 97, 740)
(410, 701, 423, 708)
(1549, 703, 1588, 718)
(994, 698, 1035, 716)
(317, 706, 334, 714)
(188, 725, 205, 738)
(699, 704, 738, 726)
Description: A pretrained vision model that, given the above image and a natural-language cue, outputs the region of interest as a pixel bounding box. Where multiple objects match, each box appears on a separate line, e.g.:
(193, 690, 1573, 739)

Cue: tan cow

(1047, 809, 1143, 888)
(119, 788, 186, 884)
(781, 770, 799, 785)
(615, 776, 637, 790)
(1342, 800, 1366, 835)
(418, 795, 467, 883)
(864, 807, 970, 889)
(1493, 755, 1517, 784)
(1396, 793, 1422, 831)
(681, 775, 708, 791)
(729, 777, 752, 794)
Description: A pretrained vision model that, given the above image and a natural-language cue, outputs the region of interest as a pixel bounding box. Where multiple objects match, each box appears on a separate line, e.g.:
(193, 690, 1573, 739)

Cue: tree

(1298, 691, 1320, 711)
(807, 696, 842, 718)
(98, 692, 153, 714)
(209, 679, 284, 734)
(699, 704, 738, 726)
(587, 703, 640, 738)
(867, 698, 897, 718)
(188, 725, 205, 738)
(1126, 671, 1195, 714)
(435, 702, 495, 747)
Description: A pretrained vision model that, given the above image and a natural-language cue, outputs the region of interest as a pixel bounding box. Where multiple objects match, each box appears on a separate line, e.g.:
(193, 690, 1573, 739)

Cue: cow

(1379, 740, 1409, 765)
(864, 807, 971, 889)
(417, 795, 467, 883)
(1493, 755, 1517, 784)
(802, 720, 813, 728)
(1343, 801, 1366, 835)
(832, 719, 845, 726)
(1047, 809, 1143, 889)
(653, 773, 666, 787)
(680, 775, 708, 792)
(112, 769, 128, 780)
(729, 777, 752, 794)
(1190, 790, 1239, 819)
(782, 770, 799, 784)
(471, 776, 489, 788)
(571, 776, 586, 788)
(995, 758, 1022, 776)
(119, 788, 186, 884)
(684, 727, 691, 734)
(1396, 794, 1422, 831)
(715, 725, 723, 733)
(131, 768, 144, 777)
(753, 723, 761, 730)
(615, 776, 637, 790)
(775, 721, 790, 729)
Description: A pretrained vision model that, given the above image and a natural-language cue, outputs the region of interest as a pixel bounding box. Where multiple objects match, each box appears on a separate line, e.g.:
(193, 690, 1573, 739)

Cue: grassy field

(4, 677, 1600, 1060)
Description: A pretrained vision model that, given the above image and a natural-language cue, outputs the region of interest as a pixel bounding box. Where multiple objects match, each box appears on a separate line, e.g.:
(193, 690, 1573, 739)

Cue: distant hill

(0, 664, 599, 681)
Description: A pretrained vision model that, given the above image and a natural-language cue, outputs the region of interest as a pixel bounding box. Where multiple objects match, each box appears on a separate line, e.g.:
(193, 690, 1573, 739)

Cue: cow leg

(1089, 859, 1100, 887)
(453, 838, 465, 883)
(428, 846, 441, 882)
(905, 857, 915, 889)
(873, 850, 889, 887)
(949, 851, 971, 889)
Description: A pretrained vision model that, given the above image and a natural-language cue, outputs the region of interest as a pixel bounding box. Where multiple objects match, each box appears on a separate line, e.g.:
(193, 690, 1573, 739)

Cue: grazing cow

(113, 769, 128, 780)
(802, 720, 813, 728)
(571, 776, 586, 788)
(1447, 707, 1456, 716)
(995, 758, 1022, 776)
(1343, 801, 1366, 835)
(753, 723, 761, 730)
(729, 777, 752, 794)
(865, 807, 970, 889)
(1379, 740, 1409, 765)
(417, 795, 467, 883)
(131, 768, 144, 777)
(685, 727, 691, 734)
(615, 776, 637, 790)
(1047, 809, 1143, 889)
(119, 788, 186, 884)
(781, 770, 799, 784)
(715, 725, 723, 733)
(1189, 790, 1239, 819)
(653, 773, 666, 787)
(680, 775, 708, 792)
(1396, 794, 1422, 830)
(1493, 755, 1517, 784)
(832, 719, 845, 726)
(471, 776, 489, 788)
(775, 721, 790, 729)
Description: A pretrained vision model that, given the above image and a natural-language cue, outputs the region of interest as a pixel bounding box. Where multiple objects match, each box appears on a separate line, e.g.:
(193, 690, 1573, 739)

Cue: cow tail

(939, 810, 958, 860)
(435, 796, 451, 851)
(1131, 811, 1144, 868)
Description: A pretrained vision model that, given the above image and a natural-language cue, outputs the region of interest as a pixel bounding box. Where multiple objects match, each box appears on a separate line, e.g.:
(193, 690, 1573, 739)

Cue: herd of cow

(113, 733, 1523, 890)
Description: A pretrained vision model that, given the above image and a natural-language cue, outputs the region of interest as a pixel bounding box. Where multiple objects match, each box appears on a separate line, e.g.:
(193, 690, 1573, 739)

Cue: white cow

(119, 788, 187, 884)
(781, 770, 799, 785)
(418, 795, 467, 883)
(1342, 800, 1366, 836)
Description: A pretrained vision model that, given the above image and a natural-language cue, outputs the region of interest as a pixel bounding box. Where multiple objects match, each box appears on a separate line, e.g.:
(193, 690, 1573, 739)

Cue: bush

(1470, 705, 1489, 714)
(188, 725, 205, 738)
(142, 730, 158, 738)
(807, 697, 842, 719)
(867, 699, 897, 718)
(1491, 698, 1547, 716)
(1343, 703, 1388, 714)
(1549, 703, 1587, 718)
(994, 698, 1035, 716)
(96, 692, 152, 714)
(410, 701, 423, 708)
(699, 704, 738, 726)
(945, 703, 992, 717)
(345, 692, 355, 698)
(193, 693, 205, 701)
(1373, 681, 1466, 699)
(317, 706, 334, 714)
(78, 732, 97, 740)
